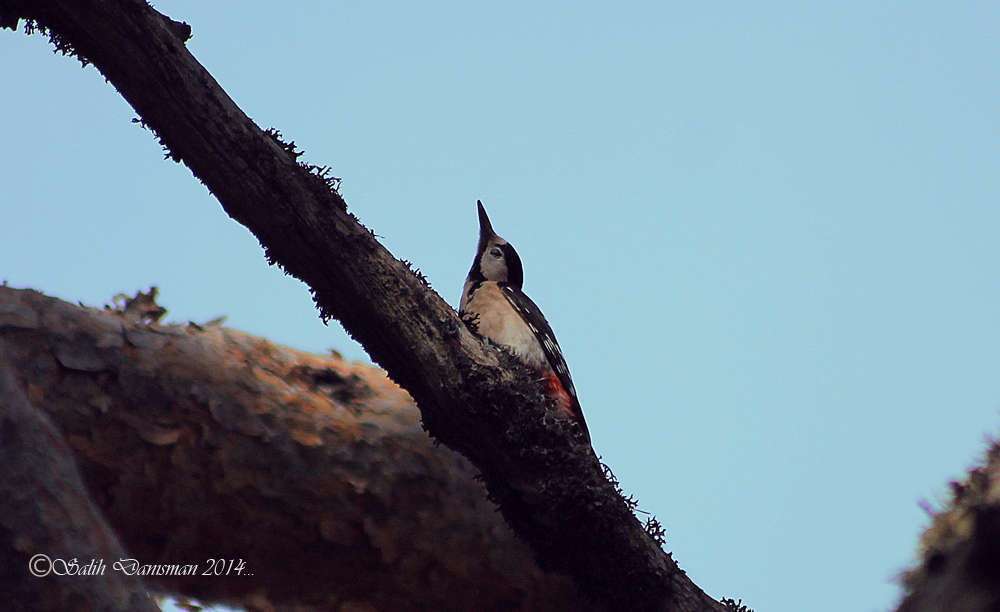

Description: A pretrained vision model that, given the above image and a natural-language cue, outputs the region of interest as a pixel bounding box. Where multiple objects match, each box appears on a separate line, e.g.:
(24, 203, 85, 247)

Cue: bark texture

(0, 285, 586, 612)
(0, 1, 726, 610)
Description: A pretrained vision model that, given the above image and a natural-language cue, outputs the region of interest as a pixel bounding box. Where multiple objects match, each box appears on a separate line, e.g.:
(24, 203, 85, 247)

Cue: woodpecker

(460, 201, 589, 440)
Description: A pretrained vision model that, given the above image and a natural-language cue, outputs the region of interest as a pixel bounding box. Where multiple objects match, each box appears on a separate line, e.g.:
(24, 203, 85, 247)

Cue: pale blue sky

(3, 3, 999, 611)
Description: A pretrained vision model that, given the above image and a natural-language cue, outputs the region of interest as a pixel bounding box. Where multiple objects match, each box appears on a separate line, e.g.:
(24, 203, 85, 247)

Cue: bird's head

(470, 200, 523, 289)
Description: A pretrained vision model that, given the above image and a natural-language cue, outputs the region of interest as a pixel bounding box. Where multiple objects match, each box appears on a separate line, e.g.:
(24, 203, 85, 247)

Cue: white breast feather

(462, 282, 547, 367)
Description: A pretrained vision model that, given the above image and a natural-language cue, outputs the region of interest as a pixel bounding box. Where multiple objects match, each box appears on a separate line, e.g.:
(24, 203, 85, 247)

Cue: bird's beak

(477, 200, 496, 240)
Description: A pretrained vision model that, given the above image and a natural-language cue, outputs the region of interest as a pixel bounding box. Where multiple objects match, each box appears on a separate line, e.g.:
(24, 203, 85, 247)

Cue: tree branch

(0, 1, 723, 610)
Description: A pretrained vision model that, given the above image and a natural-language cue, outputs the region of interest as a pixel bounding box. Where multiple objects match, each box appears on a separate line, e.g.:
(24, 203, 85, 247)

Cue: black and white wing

(500, 285, 587, 433)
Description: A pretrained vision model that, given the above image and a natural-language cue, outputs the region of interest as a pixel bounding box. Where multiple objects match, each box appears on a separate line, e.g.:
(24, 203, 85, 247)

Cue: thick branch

(1, 2, 723, 610)
(0, 286, 583, 611)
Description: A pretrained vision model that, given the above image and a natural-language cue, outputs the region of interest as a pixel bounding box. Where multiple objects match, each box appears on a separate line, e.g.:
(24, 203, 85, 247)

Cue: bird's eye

(489, 248, 503, 259)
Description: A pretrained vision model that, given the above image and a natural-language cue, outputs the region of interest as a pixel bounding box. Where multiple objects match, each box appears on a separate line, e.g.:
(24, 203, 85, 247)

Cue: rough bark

(0, 339, 160, 612)
(0, 1, 725, 610)
(0, 285, 585, 611)
(895, 441, 1000, 612)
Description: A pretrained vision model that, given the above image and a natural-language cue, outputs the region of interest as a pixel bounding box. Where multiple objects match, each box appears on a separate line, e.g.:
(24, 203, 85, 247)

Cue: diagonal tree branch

(0, 1, 724, 610)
